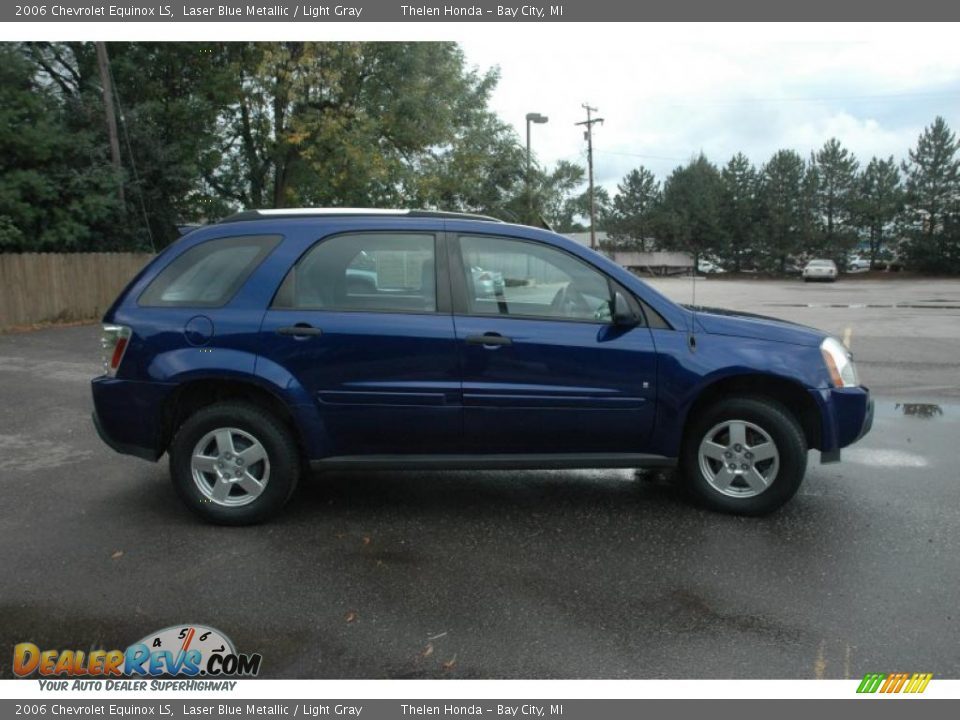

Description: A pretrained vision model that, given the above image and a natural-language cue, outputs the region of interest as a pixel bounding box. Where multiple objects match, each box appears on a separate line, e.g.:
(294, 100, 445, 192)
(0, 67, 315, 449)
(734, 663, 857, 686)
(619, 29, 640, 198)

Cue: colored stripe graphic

(856, 673, 885, 693)
(857, 672, 932, 694)
(906, 673, 934, 694)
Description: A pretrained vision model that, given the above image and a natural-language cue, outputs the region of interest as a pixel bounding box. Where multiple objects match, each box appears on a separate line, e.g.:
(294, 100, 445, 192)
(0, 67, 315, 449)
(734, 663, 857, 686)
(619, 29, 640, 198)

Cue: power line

(658, 89, 960, 107)
(594, 149, 689, 162)
(107, 55, 156, 253)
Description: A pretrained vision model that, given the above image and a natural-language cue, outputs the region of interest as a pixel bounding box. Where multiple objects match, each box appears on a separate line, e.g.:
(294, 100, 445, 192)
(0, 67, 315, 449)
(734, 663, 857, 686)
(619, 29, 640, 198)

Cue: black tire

(680, 396, 807, 516)
(169, 401, 300, 525)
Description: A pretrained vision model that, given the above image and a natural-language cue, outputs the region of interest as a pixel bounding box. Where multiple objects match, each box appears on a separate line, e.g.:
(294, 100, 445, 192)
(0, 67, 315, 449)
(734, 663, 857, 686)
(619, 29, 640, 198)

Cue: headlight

(820, 336, 859, 387)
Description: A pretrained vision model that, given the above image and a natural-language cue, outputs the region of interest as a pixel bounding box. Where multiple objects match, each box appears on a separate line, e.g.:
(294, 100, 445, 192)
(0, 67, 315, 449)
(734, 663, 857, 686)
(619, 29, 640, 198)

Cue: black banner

(4, 0, 960, 22)
(1, 700, 959, 720)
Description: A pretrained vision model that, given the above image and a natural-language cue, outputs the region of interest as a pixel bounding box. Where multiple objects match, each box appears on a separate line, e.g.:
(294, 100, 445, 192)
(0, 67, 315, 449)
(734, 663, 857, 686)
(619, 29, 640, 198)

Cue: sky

(459, 23, 960, 197)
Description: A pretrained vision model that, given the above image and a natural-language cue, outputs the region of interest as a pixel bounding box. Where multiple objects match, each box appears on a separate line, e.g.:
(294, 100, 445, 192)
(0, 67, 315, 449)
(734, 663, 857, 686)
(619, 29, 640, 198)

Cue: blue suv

(92, 209, 873, 524)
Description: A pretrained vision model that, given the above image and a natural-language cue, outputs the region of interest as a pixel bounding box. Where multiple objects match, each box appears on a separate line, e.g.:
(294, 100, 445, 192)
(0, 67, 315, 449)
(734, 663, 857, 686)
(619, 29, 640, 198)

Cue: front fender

(649, 330, 827, 457)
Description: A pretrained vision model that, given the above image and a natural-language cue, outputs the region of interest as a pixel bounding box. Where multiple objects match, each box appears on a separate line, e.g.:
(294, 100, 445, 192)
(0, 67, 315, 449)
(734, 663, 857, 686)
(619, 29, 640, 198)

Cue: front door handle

(465, 333, 512, 347)
(277, 324, 323, 337)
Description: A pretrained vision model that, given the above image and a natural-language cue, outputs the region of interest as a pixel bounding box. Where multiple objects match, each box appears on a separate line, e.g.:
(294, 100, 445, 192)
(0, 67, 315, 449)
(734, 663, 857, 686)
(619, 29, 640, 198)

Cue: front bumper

(811, 385, 874, 462)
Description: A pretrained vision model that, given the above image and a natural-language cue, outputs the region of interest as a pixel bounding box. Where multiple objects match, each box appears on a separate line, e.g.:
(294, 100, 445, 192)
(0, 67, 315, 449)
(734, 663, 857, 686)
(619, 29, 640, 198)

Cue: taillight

(101, 324, 132, 377)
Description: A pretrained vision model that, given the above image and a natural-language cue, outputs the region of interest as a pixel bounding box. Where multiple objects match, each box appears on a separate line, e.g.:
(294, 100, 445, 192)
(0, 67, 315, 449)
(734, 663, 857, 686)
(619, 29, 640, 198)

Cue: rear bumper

(91, 376, 173, 461)
(811, 385, 873, 462)
(92, 410, 158, 461)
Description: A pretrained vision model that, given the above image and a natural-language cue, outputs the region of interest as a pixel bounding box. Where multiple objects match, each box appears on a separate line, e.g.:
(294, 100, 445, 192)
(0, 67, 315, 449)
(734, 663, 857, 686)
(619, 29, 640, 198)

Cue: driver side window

(457, 235, 613, 322)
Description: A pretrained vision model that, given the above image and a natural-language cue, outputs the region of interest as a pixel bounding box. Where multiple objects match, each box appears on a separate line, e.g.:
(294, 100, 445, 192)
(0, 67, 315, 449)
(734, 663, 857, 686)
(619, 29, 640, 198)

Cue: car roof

(219, 208, 504, 224)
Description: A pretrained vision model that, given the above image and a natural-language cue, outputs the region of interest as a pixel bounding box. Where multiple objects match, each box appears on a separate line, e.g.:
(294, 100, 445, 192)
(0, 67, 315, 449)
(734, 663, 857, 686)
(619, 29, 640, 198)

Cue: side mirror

(612, 291, 638, 326)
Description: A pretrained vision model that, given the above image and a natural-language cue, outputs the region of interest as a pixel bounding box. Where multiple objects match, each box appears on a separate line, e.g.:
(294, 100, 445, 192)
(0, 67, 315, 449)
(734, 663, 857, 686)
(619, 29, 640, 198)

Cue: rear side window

(139, 235, 281, 307)
(272, 233, 437, 313)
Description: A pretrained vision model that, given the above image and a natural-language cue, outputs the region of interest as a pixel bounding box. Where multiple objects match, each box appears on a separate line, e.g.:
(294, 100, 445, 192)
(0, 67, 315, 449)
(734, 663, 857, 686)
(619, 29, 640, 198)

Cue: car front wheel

(680, 397, 807, 515)
(169, 402, 300, 525)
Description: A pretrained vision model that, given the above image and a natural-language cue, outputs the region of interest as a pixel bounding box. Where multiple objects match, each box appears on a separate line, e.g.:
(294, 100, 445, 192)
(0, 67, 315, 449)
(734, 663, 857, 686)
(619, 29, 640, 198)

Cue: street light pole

(525, 112, 548, 224)
(576, 104, 604, 249)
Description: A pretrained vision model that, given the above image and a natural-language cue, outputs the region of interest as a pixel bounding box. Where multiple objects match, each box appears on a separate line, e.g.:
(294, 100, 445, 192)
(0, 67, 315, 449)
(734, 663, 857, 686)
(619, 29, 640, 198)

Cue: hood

(683, 305, 826, 347)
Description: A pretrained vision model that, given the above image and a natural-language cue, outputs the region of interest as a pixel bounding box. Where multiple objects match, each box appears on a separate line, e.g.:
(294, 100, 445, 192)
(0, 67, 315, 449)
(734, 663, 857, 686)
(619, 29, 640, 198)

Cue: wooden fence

(0, 253, 154, 329)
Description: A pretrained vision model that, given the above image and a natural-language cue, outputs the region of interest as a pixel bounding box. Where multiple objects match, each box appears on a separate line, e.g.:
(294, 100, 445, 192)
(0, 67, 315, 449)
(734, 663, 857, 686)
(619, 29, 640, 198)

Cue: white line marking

(842, 327, 852, 349)
(844, 448, 928, 468)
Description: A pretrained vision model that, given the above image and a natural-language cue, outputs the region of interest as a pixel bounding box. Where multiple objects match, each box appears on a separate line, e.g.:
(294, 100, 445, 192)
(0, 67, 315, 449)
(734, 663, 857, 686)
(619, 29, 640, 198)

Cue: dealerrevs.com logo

(13, 624, 262, 683)
(856, 672, 933, 694)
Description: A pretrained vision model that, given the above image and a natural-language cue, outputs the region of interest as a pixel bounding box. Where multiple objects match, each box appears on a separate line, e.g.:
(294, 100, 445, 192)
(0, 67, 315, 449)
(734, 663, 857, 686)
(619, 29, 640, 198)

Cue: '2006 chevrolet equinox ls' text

(92, 209, 873, 524)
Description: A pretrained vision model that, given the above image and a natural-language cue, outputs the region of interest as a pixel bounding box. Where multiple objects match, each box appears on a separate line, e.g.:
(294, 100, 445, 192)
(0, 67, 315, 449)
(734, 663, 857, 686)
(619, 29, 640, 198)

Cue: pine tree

(757, 150, 806, 273)
(719, 153, 758, 271)
(856, 157, 902, 269)
(607, 167, 660, 251)
(814, 138, 859, 259)
(901, 116, 960, 271)
(655, 154, 723, 265)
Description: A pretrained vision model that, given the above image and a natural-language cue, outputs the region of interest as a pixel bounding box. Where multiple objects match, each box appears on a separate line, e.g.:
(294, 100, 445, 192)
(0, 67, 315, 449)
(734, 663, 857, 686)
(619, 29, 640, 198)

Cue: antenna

(689, 254, 698, 352)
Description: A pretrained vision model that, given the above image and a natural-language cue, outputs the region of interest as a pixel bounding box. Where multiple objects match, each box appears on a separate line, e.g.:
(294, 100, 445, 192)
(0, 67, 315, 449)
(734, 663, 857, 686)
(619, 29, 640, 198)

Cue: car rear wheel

(680, 397, 807, 515)
(169, 402, 300, 525)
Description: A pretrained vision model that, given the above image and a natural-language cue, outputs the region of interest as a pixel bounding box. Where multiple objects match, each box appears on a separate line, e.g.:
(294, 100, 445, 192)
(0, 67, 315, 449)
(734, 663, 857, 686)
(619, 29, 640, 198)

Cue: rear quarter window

(139, 235, 281, 307)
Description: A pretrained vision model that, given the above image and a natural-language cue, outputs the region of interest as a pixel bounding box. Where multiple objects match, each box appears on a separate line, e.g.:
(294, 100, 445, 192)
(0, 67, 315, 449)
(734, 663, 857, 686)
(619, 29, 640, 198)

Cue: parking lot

(1, 277, 958, 679)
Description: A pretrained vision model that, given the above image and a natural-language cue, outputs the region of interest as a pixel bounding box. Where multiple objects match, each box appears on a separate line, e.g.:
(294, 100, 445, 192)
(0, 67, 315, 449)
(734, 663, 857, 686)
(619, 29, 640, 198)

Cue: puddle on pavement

(873, 401, 953, 421)
(840, 401, 954, 469)
(895, 403, 944, 418)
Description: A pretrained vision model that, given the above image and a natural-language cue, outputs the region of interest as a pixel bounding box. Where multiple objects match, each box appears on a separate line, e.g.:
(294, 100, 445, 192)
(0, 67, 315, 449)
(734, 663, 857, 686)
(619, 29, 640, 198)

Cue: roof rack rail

(218, 208, 503, 224)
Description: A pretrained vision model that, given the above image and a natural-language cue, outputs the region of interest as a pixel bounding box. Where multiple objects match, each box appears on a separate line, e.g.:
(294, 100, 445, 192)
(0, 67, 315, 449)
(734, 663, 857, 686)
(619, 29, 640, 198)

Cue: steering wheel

(550, 282, 592, 318)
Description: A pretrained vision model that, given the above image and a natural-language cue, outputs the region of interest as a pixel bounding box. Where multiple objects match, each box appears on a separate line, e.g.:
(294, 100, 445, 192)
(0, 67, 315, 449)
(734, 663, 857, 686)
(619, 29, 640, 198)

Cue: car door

(449, 233, 658, 455)
(258, 231, 461, 457)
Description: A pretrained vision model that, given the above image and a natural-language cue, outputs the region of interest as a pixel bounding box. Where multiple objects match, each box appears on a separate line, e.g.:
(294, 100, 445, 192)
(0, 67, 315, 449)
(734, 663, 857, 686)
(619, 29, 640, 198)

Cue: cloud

(460, 23, 960, 195)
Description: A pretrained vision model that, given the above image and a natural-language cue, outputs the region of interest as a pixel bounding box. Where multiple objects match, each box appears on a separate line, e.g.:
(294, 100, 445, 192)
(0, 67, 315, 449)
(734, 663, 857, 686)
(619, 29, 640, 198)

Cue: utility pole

(575, 104, 603, 249)
(95, 42, 125, 207)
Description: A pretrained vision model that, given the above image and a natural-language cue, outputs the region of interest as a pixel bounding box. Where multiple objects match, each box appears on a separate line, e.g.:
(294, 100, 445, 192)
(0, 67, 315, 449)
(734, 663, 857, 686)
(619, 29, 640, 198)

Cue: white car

(697, 259, 725, 274)
(802, 259, 838, 282)
(847, 255, 870, 273)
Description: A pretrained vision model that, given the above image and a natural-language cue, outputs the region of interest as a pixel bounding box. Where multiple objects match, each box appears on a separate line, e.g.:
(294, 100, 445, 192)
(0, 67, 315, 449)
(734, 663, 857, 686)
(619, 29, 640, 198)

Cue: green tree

(901, 116, 960, 271)
(20, 41, 531, 249)
(856, 157, 903, 269)
(0, 45, 125, 252)
(719, 153, 758, 271)
(757, 150, 807, 272)
(414, 111, 526, 219)
(532, 161, 587, 229)
(812, 138, 859, 258)
(26, 41, 237, 249)
(208, 42, 523, 217)
(560, 185, 611, 234)
(607, 167, 660, 251)
(798, 160, 821, 260)
(655, 154, 723, 265)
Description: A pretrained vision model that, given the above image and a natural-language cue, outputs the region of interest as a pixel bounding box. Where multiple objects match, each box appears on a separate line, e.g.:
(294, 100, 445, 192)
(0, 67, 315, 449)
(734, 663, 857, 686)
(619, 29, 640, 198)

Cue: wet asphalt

(0, 278, 958, 679)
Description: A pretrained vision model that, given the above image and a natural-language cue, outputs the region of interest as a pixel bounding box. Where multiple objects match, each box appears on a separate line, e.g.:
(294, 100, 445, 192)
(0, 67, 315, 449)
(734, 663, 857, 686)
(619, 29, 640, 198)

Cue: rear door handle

(277, 325, 323, 337)
(465, 333, 512, 347)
